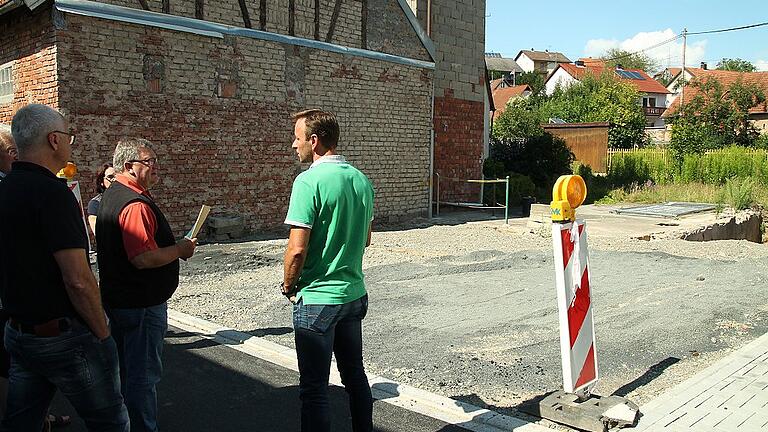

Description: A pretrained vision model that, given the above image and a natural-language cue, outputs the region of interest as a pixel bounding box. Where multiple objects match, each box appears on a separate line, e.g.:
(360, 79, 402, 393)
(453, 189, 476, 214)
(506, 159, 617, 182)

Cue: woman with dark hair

(87, 162, 115, 236)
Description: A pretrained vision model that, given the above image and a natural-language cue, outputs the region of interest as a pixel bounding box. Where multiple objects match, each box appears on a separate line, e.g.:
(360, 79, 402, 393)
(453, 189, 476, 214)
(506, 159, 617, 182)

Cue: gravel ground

(170, 210, 768, 418)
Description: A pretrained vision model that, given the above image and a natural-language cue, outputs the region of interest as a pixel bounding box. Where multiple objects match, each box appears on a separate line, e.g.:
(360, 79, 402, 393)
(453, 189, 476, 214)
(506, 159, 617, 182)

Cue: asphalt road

(51, 326, 468, 432)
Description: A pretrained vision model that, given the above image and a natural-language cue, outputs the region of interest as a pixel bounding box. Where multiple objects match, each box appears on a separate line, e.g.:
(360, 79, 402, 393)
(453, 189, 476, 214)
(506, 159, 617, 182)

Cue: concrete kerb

(167, 309, 552, 432)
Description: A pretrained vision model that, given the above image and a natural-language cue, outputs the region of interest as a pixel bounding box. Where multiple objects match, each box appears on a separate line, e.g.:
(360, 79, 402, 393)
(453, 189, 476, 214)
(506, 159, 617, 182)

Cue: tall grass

(596, 181, 766, 210)
(607, 147, 768, 186)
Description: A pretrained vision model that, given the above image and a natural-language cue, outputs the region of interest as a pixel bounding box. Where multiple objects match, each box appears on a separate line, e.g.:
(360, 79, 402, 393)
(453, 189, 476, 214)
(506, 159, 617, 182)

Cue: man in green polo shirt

(282, 109, 374, 432)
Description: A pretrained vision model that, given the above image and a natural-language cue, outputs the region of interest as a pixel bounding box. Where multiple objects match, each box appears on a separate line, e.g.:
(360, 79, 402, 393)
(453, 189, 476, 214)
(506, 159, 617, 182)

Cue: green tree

(716, 58, 756, 72)
(491, 98, 546, 140)
(600, 48, 659, 73)
(489, 98, 574, 199)
(543, 71, 648, 148)
(516, 71, 547, 106)
(669, 77, 766, 157)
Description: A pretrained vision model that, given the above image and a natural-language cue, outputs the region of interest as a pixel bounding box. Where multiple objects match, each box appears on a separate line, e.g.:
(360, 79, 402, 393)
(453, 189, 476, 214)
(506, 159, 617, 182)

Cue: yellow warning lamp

(550, 175, 587, 222)
(57, 161, 78, 181)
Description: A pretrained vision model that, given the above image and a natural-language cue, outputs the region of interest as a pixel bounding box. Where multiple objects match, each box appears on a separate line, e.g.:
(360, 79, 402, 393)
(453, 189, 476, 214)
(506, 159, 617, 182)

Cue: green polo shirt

(285, 155, 374, 305)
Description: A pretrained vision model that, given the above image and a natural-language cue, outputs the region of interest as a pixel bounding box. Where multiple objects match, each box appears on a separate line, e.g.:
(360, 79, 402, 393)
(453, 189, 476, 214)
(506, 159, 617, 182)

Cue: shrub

(720, 177, 756, 210)
(608, 153, 651, 186)
(506, 174, 536, 206)
(573, 162, 612, 204)
(754, 133, 768, 150)
(486, 133, 574, 203)
(675, 147, 768, 185)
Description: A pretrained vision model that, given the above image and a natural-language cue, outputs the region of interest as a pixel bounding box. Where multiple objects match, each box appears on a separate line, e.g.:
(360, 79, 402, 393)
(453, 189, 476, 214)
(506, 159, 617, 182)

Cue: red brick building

(1, 0, 486, 233)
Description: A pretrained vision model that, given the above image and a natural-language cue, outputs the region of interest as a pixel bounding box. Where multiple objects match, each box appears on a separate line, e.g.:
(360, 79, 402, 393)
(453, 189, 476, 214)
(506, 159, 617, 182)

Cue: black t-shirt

(0, 161, 89, 324)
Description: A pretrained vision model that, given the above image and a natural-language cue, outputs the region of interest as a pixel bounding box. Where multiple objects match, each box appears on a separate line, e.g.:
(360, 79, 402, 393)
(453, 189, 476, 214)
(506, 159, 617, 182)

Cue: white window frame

(0, 61, 14, 104)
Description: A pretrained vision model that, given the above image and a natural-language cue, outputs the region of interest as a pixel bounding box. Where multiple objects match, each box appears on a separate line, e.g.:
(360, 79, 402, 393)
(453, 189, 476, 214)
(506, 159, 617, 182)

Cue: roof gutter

(54, 0, 435, 70)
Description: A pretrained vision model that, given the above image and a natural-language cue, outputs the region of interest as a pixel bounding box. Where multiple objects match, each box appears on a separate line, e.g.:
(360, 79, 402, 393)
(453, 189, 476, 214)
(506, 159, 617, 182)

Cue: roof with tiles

(515, 50, 571, 63)
(490, 80, 531, 118)
(664, 69, 768, 117)
(553, 62, 670, 94)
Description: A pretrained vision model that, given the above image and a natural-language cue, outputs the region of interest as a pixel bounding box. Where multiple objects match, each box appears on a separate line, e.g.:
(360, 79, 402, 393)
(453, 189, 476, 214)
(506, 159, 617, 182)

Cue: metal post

(435, 172, 440, 216)
(680, 28, 687, 115)
(504, 175, 509, 224)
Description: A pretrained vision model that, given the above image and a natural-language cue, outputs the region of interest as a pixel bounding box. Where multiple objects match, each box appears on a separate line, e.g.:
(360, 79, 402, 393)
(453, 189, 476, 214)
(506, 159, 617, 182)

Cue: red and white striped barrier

(552, 220, 598, 395)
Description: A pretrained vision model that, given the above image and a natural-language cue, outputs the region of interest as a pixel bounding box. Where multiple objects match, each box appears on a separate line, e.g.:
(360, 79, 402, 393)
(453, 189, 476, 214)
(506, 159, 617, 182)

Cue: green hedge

(608, 146, 768, 186)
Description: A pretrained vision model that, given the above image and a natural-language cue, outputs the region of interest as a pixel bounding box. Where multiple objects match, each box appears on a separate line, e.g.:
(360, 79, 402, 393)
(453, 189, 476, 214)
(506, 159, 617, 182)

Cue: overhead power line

(599, 20, 768, 64)
(688, 21, 768, 36)
(603, 34, 682, 62)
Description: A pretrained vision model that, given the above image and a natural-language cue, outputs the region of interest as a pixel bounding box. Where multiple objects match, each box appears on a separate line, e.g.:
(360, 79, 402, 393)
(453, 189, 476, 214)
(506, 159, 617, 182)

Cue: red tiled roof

(664, 69, 768, 117)
(555, 63, 670, 94)
(491, 82, 531, 119)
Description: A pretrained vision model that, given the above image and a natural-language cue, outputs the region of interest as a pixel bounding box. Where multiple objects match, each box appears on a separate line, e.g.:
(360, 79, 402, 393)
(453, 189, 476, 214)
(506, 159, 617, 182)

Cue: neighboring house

(544, 60, 670, 127)
(514, 49, 570, 75)
(663, 67, 768, 132)
(490, 78, 530, 120)
(485, 53, 523, 81)
(654, 62, 711, 88)
(1, 0, 486, 231)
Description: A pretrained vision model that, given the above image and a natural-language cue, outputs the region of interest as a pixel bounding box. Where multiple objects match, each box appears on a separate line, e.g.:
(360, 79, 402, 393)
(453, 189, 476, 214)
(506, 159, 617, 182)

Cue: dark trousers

(293, 295, 373, 432)
(107, 303, 167, 432)
(1, 322, 129, 432)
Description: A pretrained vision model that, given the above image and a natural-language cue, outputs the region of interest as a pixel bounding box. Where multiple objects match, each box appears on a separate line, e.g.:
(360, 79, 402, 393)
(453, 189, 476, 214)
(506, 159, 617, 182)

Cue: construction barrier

(552, 220, 598, 395)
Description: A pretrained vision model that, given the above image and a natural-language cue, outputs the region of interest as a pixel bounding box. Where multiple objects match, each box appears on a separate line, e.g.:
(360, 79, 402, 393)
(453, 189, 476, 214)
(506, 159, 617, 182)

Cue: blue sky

(485, 0, 768, 72)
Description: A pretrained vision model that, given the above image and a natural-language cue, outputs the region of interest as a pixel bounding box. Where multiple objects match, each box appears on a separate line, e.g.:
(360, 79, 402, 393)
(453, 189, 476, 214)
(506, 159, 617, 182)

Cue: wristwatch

(280, 282, 298, 298)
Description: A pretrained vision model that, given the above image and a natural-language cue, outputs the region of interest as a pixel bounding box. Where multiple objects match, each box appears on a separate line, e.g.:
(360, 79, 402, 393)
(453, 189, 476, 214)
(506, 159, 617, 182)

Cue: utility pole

(680, 28, 687, 114)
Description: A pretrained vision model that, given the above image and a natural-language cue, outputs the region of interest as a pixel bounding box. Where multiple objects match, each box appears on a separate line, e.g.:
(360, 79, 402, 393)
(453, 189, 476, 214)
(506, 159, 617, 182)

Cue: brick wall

(92, 0, 430, 62)
(0, 7, 59, 123)
(55, 13, 433, 233)
(410, 0, 486, 203)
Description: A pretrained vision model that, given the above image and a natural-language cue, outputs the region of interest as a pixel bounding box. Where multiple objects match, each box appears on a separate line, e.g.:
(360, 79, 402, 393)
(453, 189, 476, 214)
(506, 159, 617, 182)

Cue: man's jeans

(107, 303, 167, 432)
(293, 295, 373, 432)
(1, 321, 129, 432)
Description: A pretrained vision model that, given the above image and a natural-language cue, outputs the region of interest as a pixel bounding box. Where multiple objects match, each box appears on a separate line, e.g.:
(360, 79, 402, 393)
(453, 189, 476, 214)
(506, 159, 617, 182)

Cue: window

(642, 97, 656, 108)
(0, 62, 12, 104)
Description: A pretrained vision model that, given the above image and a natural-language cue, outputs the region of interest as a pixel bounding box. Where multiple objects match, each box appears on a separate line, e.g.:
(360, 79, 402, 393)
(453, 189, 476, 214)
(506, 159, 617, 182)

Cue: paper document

(185, 205, 211, 239)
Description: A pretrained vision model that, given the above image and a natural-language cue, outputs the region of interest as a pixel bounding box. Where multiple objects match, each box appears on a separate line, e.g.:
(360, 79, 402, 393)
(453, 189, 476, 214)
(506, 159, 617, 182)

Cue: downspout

(428, 84, 435, 218)
(426, 0, 431, 36)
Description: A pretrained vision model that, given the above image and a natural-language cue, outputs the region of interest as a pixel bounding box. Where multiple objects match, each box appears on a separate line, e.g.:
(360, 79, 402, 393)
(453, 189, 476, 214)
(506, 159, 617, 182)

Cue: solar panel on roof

(615, 70, 644, 80)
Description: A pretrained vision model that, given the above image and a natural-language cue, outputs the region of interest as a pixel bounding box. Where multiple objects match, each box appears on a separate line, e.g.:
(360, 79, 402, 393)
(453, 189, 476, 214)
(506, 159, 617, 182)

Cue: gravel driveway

(169, 210, 768, 416)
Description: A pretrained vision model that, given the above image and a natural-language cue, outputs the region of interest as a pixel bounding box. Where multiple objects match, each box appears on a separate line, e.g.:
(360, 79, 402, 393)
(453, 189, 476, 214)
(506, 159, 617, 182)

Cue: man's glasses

(105, 174, 117, 182)
(128, 158, 158, 167)
(50, 130, 75, 146)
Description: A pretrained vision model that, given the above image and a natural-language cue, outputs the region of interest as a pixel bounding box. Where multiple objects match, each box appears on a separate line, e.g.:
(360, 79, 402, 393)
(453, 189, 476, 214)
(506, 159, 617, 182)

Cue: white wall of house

(665, 69, 694, 106)
(516, 54, 534, 73)
(545, 68, 577, 95)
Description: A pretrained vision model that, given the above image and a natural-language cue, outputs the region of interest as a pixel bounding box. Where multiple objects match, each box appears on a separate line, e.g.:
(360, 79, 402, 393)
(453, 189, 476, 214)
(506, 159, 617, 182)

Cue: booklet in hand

(185, 205, 211, 240)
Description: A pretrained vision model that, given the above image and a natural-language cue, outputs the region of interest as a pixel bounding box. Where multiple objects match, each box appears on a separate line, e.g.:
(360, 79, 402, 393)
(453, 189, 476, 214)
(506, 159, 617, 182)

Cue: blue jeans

(1, 321, 129, 432)
(293, 295, 373, 432)
(107, 303, 167, 432)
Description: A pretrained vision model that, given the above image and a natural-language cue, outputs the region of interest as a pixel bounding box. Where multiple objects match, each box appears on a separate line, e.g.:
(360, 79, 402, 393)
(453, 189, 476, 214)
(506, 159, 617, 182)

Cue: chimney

(700, 62, 707, 70)
(575, 60, 585, 67)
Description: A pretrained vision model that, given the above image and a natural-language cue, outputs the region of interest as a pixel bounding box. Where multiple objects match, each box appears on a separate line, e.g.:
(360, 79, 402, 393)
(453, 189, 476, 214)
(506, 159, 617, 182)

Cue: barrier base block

(522, 391, 639, 432)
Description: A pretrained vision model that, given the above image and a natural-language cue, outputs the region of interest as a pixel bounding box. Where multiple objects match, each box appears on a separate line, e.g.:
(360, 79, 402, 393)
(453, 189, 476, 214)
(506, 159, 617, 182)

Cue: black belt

(8, 317, 79, 337)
